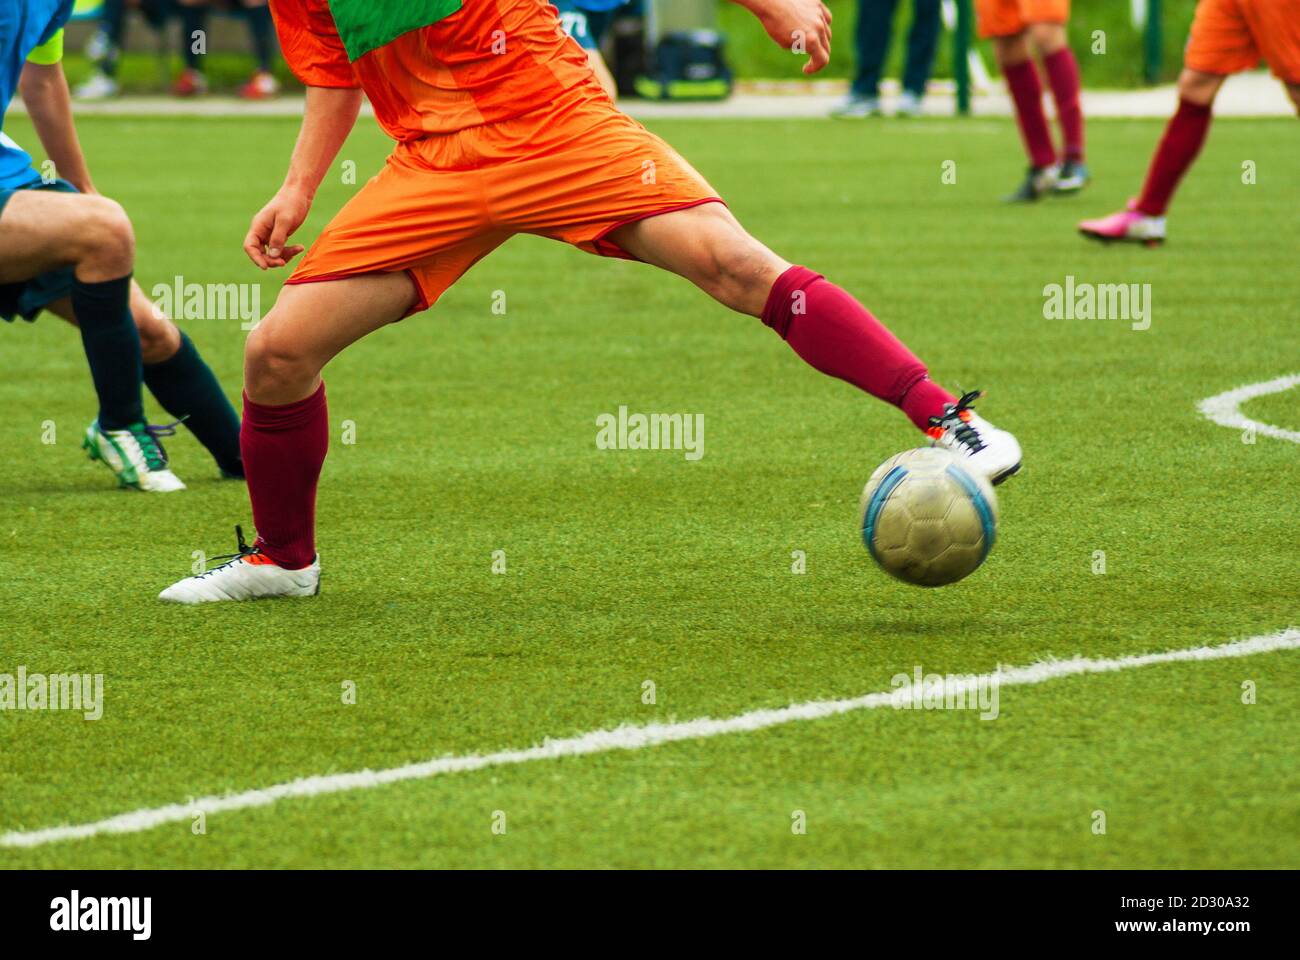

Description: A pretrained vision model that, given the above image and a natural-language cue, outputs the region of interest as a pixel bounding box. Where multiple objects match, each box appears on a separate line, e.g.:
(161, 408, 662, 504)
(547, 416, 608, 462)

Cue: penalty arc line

(3, 628, 1299, 849)
(1198, 373, 1300, 445)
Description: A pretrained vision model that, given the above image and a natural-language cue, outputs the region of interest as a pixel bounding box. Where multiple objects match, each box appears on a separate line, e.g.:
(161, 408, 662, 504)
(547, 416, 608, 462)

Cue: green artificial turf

(0, 113, 1297, 868)
(1242, 386, 1300, 437)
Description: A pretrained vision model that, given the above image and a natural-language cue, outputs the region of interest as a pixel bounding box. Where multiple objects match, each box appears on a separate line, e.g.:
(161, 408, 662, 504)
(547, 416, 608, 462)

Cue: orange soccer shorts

(1184, 0, 1300, 83)
(287, 85, 722, 314)
(976, 0, 1071, 39)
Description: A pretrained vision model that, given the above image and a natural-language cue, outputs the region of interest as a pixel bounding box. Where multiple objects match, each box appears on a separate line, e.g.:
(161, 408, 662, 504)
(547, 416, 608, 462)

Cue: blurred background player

(977, 0, 1087, 200)
(77, 0, 280, 99)
(833, 0, 941, 117)
(174, 0, 279, 98)
(1, 2, 243, 489)
(555, 0, 633, 99)
(1079, 0, 1300, 246)
(75, 0, 170, 100)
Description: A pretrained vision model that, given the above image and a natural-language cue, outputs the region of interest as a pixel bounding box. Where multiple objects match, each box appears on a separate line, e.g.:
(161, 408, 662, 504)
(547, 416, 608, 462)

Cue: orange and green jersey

(268, 0, 594, 139)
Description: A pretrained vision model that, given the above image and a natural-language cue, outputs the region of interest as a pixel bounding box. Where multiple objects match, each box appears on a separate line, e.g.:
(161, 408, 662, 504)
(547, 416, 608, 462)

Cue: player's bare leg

(609, 202, 789, 316)
(1079, 68, 1227, 246)
(241, 273, 417, 405)
(159, 272, 417, 603)
(607, 203, 1022, 484)
(0, 189, 185, 490)
(1286, 82, 1300, 115)
(0, 188, 132, 284)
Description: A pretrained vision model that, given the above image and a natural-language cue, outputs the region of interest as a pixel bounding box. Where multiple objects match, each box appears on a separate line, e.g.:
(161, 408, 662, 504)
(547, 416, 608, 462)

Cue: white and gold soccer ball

(859, 446, 998, 587)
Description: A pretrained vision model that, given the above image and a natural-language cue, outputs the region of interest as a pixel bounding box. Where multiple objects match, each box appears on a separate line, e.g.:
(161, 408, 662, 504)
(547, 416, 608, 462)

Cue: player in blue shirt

(556, 0, 633, 99)
(0, 0, 242, 489)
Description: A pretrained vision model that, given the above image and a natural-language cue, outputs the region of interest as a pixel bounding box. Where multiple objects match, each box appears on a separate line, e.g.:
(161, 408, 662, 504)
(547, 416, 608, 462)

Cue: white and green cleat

(83, 419, 186, 492)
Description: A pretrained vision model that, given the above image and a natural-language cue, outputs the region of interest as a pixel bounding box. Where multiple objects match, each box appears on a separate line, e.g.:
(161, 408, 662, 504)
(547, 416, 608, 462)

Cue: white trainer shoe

(895, 90, 923, 117)
(74, 72, 120, 100)
(83, 420, 186, 492)
(159, 527, 320, 604)
(926, 391, 1022, 485)
(831, 94, 883, 118)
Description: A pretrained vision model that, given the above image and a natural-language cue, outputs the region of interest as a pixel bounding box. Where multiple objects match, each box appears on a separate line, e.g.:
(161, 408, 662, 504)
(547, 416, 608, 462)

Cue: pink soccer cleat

(1078, 200, 1166, 247)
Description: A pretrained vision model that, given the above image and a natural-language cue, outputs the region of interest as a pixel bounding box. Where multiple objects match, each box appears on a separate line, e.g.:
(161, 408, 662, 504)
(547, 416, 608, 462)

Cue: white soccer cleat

(74, 72, 120, 100)
(159, 527, 320, 604)
(926, 391, 1022, 485)
(83, 420, 186, 492)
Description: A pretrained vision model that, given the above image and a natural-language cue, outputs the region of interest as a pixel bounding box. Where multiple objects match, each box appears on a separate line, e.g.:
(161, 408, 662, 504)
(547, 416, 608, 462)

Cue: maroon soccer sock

(1003, 58, 1056, 168)
(240, 383, 329, 569)
(1043, 47, 1084, 162)
(761, 266, 956, 431)
(1136, 98, 1213, 217)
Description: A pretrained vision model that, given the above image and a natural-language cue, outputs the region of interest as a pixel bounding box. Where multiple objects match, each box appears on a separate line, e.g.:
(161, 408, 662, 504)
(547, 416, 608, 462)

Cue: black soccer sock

(144, 332, 243, 476)
(245, 5, 274, 72)
(72, 274, 144, 431)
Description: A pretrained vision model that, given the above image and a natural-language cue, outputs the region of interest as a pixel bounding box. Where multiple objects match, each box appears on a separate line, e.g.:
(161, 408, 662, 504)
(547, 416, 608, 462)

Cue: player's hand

(244, 188, 311, 270)
(750, 0, 832, 75)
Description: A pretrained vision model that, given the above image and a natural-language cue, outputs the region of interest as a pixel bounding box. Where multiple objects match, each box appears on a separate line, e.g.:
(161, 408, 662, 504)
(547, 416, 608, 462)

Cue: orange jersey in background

(1184, 0, 1300, 83)
(976, 0, 1071, 39)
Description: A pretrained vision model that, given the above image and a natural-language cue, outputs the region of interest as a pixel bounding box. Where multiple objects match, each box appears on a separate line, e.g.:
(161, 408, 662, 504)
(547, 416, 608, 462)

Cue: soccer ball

(858, 446, 998, 587)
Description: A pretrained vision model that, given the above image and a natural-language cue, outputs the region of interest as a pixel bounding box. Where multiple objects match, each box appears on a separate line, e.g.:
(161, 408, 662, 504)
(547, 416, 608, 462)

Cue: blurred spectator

(77, 0, 171, 99)
(78, 0, 280, 99)
(174, 0, 278, 99)
(833, 0, 941, 118)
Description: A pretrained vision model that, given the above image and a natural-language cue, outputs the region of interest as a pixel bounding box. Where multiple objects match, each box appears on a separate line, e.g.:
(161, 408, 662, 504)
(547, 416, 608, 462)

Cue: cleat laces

(126, 420, 183, 472)
(927, 390, 987, 453)
(197, 525, 263, 579)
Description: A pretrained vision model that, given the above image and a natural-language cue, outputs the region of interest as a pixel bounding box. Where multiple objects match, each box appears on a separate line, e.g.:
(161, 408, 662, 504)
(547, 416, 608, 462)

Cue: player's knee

(1027, 22, 1066, 56)
(703, 237, 784, 314)
(993, 34, 1031, 67)
(76, 196, 135, 275)
(1177, 69, 1221, 106)
(244, 321, 316, 395)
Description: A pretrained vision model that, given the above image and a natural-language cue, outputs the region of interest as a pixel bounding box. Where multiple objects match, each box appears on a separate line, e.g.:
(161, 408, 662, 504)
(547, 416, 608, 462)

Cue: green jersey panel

(328, 0, 464, 62)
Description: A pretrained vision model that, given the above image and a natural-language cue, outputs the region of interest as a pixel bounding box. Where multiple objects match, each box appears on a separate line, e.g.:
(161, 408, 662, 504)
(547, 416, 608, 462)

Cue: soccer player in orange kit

(977, 0, 1088, 201)
(1080, 0, 1300, 245)
(160, 0, 1022, 603)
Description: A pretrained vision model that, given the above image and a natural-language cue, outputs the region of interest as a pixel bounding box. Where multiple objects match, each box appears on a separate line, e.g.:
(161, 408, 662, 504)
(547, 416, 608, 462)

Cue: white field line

(3, 628, 1298, 849)
(1198, 373, 1300, 445)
